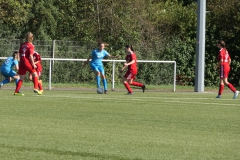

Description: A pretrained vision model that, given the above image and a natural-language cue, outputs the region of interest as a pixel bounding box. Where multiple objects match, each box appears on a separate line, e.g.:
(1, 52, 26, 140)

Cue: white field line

(41, 95, 215, 100)
(40, 95, 240, 106)
(164, 101, 240, 106)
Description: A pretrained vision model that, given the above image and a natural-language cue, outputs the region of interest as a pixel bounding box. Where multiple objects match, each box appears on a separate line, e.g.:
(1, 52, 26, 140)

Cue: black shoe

(104, 90, 107, 94)
(125, 92, 133, 95)
(142, 85, 146, 93)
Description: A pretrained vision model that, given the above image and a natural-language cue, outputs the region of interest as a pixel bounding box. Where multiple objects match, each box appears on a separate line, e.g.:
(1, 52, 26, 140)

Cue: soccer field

(0, 89, 240, 160)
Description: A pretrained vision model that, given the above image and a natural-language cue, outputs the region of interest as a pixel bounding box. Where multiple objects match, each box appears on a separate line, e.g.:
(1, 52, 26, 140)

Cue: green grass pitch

(0, 88, 240, 160)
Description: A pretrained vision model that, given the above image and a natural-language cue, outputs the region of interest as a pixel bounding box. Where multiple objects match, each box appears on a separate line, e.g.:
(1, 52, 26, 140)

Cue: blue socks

(103, 78, 107, 91)
(0, 78, 20, 86)
(96, 76, 101, 88)
(1, 79, 10, 85)
(96, 76, 107, 91)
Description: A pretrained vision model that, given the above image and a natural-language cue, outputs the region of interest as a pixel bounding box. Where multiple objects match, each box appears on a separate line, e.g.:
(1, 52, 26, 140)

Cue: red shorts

(18, 62, 36, 75)
(220, 65, 230, 78)
(124, 70, 137, 80)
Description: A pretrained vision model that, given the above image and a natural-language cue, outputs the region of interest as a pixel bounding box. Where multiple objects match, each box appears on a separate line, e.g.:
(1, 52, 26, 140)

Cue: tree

(205, 0, 240, 86)
(0, 0, 31, 38)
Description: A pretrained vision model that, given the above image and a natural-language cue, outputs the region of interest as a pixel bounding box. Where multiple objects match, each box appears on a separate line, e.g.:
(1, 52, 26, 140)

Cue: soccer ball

(97, 87, 104, 94)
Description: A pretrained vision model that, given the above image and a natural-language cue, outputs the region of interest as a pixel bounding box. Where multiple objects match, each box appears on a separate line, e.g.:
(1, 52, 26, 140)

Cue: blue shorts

(1, 70, 17, 78)
(90, 64, 105, 75)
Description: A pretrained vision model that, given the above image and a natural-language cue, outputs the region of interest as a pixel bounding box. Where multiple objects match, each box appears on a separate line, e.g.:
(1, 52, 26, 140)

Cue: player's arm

(103, 49, 120, 59)
(83, 56, 92, 67)
(120, 59, 135, 71)
(108, 54, 120, 59)
(29, 54, 37, 68)
(216, 59, 222, 70)
(124, 59, 135, 67)
(15, 65, 19, 71)
(29, 46, 37, 68)
(124, 53, 136, 66)
(120, 65, 127, 71)
(15, 64, 19, 70)
(218, 59, 222, 66)
(34, 60, 40, 65)
(215, 52, 223, 70)
(35, 54, 42, 65)
(15, 61, 19, 71)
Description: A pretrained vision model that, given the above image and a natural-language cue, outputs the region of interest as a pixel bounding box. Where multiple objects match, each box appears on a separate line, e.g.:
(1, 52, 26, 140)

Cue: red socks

(130, 81, 143, 87)
(15, 80, 23, 93)
(15, 77, 41, 93)
(124, 81, 143, 93)
(33, 77, 39, 90)
(218, 84, 224, 95)
(227, 83, 236, 92)
(124, 82, 132, 93)
(218, 83, 237, 95)
(38, 81, 43, 90)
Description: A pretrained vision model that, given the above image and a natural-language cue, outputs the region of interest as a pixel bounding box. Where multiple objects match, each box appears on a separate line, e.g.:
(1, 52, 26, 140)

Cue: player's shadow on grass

(0, 144, 143, 160)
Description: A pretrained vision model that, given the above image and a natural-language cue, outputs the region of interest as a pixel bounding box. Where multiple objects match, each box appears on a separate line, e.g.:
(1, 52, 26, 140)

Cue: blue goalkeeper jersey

(90, 49, 109, 66)
(1, 57, 18, 73)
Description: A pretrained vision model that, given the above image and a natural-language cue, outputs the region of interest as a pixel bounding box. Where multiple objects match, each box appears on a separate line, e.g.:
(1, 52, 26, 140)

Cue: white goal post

(42, 58, 176, 92)
(0, 57, 176, 92)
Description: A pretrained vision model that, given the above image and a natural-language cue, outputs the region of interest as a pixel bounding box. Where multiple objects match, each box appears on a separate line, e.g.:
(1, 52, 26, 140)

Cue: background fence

(0, 39, 176, 91)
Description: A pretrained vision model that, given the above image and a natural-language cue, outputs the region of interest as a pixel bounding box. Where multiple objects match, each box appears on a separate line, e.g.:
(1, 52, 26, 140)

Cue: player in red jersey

(14, 32, 42, 95)
(120, 45, 145, 95)
(28, 51, 43, 93)
(216, 40, 239, 99)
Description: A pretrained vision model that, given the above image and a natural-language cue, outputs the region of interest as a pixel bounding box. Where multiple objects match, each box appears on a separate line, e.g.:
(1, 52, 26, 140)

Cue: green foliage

(205, 0, 240, 86)
(0, 0, 31, 38)
(28, 0, 58, 40)
(1, 0, 240, 87)
(162, 37, 195, 85)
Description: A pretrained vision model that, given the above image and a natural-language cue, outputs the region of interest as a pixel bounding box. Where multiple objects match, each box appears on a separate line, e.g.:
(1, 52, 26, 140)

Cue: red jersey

(33, 51, 42, 71)
(218, 48, 230, 66)
(19, 42, 34, 65)
(126, 52, 137, 73)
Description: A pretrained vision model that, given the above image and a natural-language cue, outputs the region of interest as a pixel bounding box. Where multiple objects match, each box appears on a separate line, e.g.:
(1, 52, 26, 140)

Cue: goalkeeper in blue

(83, 42, 119, 94)
(0, 51, 20, 88)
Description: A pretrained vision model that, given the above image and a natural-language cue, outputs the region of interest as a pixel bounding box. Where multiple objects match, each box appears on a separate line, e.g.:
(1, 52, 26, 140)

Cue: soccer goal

(41, 58, 176, 92)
